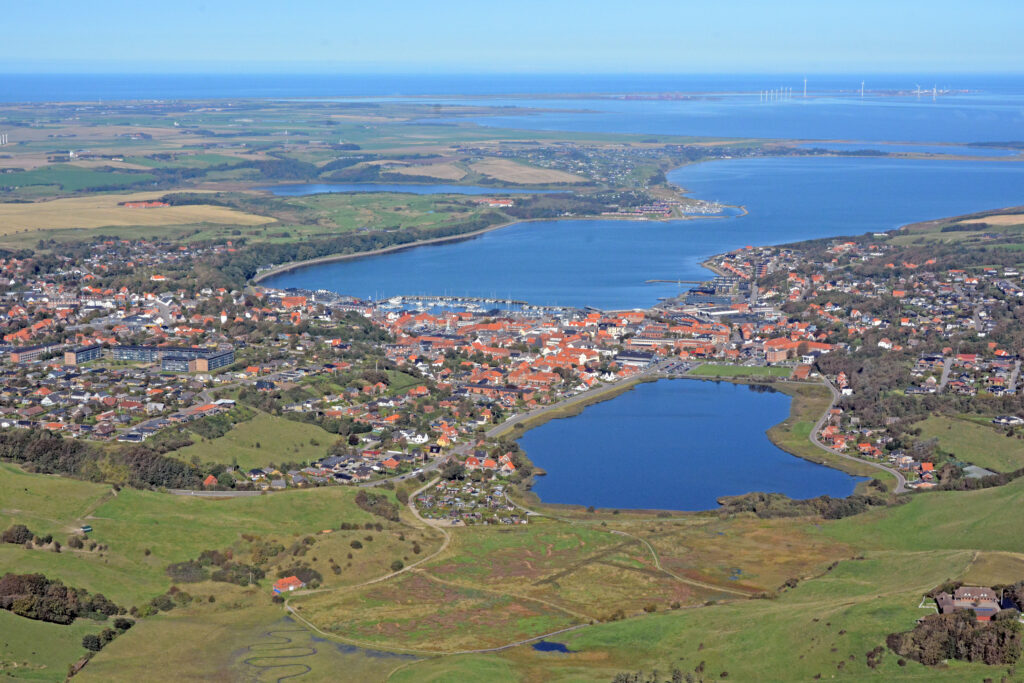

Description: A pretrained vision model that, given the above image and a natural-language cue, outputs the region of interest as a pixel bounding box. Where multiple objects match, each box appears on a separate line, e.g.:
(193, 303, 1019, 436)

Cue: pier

(380, 294, 574, 313)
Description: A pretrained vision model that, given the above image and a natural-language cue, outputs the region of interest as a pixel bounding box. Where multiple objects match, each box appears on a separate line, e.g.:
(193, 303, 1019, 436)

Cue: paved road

(810, 379, 908, 494)
(484, 360, 689, 440)
(1010, 360, 1022, 394)
(937, 357, 954, 392)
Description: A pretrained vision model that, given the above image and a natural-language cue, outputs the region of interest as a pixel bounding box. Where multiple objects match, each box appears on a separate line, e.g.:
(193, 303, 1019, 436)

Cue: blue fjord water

(518, 380, 863, 511)
(262, 156, 1024, 310)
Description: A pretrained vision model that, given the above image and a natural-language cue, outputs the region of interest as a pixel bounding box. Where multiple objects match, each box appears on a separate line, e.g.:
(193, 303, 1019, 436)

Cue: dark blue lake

(263, 156, 1024, 309)
(257, 183, 562, 196)
(532, 641, 572, 653)
(518, 380, 864, 511)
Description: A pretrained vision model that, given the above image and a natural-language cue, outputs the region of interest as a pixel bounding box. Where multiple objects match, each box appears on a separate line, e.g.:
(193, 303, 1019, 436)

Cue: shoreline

(249, 171, 741, 286)
(250, 207, 736, 285)
(500, 373, 880, 513)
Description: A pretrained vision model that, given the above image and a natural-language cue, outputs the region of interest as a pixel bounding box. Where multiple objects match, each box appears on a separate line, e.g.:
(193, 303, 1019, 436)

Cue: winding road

(810, 378, 908, 493)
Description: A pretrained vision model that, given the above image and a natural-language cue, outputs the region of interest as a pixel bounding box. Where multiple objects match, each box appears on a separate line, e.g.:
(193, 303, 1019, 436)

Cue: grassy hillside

(0, 464, 395, 604)
(818, 475, 1024, 552)
(4, 459, 1023, 681)
(392, 550, 992, 682)
(0, 610, 98, 682)
(173, 412, 335, 469)
(915, 415, 1024, 472)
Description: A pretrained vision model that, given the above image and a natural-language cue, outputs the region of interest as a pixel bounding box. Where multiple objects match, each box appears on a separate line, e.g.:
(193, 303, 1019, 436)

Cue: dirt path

(240, 627, 316, 682)
(608, 529, 757, 597)
(282, 478, 597, 656)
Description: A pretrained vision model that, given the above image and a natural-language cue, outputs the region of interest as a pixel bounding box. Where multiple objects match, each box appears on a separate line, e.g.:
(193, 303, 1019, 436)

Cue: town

(4, 207, 1024, 500)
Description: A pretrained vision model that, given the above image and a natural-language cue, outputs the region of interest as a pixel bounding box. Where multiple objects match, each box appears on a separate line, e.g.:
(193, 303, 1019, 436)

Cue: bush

(165, 560, 209, 583)
(1, 524, 34, 545)
(0, 573, 123, 625)
(354, 490, 400, 521)
(82, 634, 103, 652)
(149, 594, 175, 612)
(113, 617, 133, 631)
(350, 540, 363, 549)
(390, 560, 404, 572)
(887, 611, 1023, 666)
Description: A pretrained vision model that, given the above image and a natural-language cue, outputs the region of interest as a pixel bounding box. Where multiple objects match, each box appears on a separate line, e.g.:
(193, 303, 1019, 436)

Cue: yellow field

(0, 192, 274, 233)
(388, 163, 467, 180)
(958, 214, 1024, 226)
(469, 159, 586, 185)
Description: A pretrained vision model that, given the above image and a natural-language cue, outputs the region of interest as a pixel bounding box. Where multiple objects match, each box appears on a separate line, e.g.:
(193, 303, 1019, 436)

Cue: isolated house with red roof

(272, 576, 306, 594)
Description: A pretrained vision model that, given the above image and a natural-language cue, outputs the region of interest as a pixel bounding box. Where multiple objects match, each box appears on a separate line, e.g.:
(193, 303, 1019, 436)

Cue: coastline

(252, 216, 540, 284)
(249, 177, 742, 286)
(250, 211, 731, 285)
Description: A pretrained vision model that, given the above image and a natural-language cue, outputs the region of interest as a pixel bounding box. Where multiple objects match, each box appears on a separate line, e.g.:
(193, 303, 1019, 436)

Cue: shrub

(1, 524, 34, 545)
(82, 634, 103, 652)
(888, 611, 1023, 666)
(0, 573, 122, 625)
(149, 594, 175, 612)
(354, 490, 400, 521)
(165, 560, 209, 583)
(390, 560, 404, 572)
(350, 540, 362, 549)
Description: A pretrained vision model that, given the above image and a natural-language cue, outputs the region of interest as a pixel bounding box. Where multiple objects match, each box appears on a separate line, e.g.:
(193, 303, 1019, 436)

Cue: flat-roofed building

(65, 344, 103, 366)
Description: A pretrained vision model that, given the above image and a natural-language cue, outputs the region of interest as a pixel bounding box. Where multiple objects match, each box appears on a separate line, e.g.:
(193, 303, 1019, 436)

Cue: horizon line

(2, 70, 1023, 77)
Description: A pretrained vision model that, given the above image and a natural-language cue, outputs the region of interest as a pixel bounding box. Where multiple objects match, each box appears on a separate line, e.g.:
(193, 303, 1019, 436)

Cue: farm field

(469, 158, 587, 185)
(0, 166, 154, 193)
(0, 192, 273, 233)
(288, 191, 496, 234)
(914, 414, 1024, 472)
(386, 162, 467, 180)
(173, 412, 336, 470)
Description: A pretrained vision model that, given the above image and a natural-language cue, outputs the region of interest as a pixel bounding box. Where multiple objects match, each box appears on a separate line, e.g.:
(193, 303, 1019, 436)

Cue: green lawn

(0, 611, 97, 682)
(915, 415, 1024, 472)
(173, 412, 335, 469)
(689, 364, 793, 378)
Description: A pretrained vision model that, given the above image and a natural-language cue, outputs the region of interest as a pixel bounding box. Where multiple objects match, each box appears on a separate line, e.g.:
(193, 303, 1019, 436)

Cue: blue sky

(5, 0, 1022, 73)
